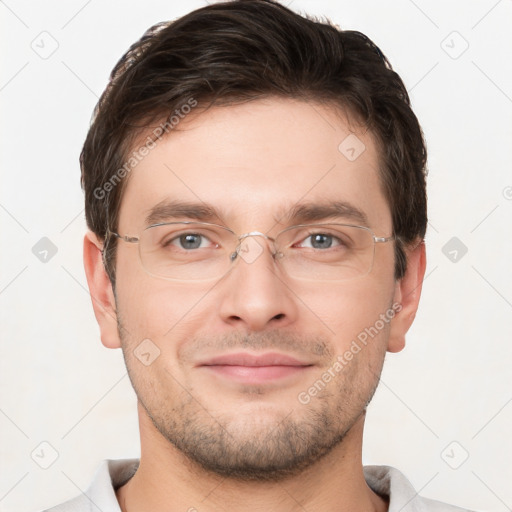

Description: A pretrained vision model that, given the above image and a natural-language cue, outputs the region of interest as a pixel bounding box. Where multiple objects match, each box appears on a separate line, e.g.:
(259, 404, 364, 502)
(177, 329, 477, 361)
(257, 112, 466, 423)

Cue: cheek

(115, 264, 218, 345)
(290, 278, 395, 352)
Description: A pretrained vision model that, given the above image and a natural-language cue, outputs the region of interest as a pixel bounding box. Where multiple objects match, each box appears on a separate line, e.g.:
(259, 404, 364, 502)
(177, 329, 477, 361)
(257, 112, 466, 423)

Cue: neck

(116, 405, 388, 512)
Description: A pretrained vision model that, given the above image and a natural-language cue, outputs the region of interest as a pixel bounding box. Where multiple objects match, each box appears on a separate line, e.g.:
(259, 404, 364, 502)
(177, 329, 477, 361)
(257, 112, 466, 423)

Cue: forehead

(118, 97, 391, 233)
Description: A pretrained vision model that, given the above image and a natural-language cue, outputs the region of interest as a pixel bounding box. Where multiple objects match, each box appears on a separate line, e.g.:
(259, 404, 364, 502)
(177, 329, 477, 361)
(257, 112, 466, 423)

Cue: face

(111, 97, 400, 480)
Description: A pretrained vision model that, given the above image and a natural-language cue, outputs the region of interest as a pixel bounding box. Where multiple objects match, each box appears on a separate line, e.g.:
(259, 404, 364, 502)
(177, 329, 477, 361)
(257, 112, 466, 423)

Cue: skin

(84, 97, 426, 512)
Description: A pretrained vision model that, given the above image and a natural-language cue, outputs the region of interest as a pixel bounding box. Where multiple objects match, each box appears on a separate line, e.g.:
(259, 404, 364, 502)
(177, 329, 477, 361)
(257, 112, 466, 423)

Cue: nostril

(273, 313, 285, 321)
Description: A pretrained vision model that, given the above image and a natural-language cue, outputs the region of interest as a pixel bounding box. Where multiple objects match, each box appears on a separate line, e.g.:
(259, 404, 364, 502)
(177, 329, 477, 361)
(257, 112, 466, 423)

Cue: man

(46, 0, 472, 510)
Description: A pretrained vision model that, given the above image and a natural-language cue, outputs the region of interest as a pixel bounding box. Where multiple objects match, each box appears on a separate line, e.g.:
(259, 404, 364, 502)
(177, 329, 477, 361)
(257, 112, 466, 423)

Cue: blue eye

(178, 234, 203, 249)
(309, 234, 334, 249)
(299, 233, 342, 249)
(164, 233, 211, 250)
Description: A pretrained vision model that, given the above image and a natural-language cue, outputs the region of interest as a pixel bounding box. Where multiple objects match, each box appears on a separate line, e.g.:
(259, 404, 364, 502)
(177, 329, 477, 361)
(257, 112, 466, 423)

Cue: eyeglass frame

(104, 220, 396, 281)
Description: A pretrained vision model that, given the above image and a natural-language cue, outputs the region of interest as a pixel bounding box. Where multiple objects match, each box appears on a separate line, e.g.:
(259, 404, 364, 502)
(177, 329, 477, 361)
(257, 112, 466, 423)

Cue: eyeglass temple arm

(105, 229, 139, 244)
(374, 235, 395, 244)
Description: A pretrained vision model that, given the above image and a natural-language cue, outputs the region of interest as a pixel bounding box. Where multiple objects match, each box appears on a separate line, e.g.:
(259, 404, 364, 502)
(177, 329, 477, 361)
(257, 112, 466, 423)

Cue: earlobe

(83, 231, 121, 349)
(387, 240, 427, 353)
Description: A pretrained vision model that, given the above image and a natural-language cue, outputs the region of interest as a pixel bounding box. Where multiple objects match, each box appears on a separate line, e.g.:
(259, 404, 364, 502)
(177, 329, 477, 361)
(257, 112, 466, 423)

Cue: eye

(165, 233, 213, 250)
(297, 233, 342, 250)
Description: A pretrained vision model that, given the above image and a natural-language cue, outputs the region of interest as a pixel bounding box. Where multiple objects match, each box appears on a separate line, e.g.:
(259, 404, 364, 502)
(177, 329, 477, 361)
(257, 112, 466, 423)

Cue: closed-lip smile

(197, 352, 314, 384)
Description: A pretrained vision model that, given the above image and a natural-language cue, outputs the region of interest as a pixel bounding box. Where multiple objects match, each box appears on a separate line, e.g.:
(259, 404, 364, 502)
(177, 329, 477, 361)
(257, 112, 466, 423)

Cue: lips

(198, 352, 313, 384)
(199, 352, 309, 367)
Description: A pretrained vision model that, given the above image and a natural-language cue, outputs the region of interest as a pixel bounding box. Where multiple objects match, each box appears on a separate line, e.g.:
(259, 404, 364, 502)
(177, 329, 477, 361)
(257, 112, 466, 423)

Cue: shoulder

(40, 494, 94, 512)
(364, 465, 476, 512)
(41, 459, 139, 512)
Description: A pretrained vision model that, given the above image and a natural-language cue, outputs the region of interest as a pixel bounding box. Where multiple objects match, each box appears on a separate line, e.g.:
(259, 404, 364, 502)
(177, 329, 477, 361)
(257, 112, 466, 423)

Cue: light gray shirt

(42, 459, 473, 512)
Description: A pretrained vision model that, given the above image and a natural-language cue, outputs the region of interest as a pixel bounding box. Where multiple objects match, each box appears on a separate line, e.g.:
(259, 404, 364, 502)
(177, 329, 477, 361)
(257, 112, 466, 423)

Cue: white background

(1, 1, 511, 511)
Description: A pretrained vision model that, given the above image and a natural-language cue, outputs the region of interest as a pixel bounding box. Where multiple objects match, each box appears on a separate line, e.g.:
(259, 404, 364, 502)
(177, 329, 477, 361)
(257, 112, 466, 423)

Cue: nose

(218, 233, 298, 331)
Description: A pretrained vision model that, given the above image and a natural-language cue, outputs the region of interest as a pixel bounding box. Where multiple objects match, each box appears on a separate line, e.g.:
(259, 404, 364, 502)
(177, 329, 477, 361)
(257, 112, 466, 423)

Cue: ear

(387, 240, 427, 353)
(83, 231, 121, 349)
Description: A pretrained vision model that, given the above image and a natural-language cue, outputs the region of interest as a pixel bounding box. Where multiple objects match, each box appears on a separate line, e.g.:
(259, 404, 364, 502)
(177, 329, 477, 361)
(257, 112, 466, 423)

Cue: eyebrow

(145, 200, 222, 226)
(281, 200, 369, 226)
(144, 199, 369, 228)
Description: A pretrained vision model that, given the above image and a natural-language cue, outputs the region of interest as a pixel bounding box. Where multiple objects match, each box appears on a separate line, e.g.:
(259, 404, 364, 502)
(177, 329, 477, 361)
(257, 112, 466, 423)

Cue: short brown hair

(81, 0, 427, 287)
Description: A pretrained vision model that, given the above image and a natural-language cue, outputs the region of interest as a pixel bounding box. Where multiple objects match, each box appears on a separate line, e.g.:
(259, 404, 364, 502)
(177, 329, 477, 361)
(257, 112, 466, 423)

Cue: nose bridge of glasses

(232, 230, 279, 263)
(237, 231, 273, 242)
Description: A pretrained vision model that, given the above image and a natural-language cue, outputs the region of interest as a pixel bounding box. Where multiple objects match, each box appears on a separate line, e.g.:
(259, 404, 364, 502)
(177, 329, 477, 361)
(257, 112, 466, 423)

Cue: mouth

(197, 352, 314, 384)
